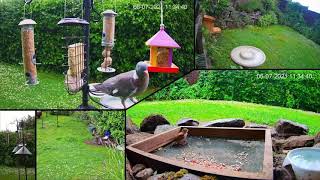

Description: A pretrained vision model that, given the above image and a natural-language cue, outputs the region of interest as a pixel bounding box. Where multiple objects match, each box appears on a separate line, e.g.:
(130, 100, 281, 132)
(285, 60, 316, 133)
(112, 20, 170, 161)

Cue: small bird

(174, 128, 189, 146)
(90, 61, 149, 109)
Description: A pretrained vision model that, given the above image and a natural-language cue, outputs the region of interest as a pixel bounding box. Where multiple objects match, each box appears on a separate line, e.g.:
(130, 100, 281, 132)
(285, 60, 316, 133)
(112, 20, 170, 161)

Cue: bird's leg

(121, 98, 126, 109)
(129, 97, 138, 103)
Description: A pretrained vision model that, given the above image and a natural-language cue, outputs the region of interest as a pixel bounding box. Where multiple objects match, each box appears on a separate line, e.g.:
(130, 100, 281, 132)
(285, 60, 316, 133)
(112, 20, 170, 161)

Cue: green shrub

(238, 0, 264, 12)
(202, 0, 230, 17)
(258, 11, 278, 26)
(148, 70, 320, 113)
(85, 111, 125, 144)
(278, 1, 320, 45)
(262, 0, 277, 12)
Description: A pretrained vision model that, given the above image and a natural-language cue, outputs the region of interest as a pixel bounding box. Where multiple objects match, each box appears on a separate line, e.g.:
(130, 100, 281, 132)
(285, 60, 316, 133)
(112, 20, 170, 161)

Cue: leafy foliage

(277, 1, 320, 44)
(258, 11, 278, 26)
(237, 0, 264, 13)
(0, 0, 194, 86)
(202, 0, 230, 16)
(148, 70, 320, 113)
(75, 111, 125, 144)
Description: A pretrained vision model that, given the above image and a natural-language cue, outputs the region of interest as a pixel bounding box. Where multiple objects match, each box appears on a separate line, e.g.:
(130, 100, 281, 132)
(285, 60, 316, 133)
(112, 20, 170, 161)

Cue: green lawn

(37, 114, 124, 180)
(0, 166, 35, 180)
(205, 25, 320, 69)
(128, 100, 320, 135)
(0, 63, 82, 109)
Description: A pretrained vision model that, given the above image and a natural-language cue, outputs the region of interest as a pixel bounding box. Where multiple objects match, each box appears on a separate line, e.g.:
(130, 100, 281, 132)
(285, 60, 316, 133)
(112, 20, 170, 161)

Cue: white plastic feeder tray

(100, 95, 136, 110)
(231, 46, 266, 68)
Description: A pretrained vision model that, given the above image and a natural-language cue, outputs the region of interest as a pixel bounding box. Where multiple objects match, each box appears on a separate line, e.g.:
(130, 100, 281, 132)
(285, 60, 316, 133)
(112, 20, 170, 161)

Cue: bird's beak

(144, 70, 148, 73)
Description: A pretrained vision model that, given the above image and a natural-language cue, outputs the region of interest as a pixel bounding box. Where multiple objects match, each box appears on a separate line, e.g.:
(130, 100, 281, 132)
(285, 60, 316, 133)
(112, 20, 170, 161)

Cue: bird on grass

(90, 61, 149, 109)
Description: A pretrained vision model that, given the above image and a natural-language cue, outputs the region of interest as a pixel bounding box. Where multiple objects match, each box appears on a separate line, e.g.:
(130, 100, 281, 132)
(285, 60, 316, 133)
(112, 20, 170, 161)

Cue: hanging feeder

(15, 146, 32, 155)
(145, 0, 180, 73)
(19, 19, 39, 85)
(58, 1, 88, 95)
(12, 143, 25, 153)
(98, 10, 117, 73)
(57, 0, 95, 109)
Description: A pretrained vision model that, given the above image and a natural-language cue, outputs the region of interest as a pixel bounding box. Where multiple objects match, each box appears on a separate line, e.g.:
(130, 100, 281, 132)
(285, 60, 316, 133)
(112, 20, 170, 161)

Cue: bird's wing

(94, 70, 137, 97)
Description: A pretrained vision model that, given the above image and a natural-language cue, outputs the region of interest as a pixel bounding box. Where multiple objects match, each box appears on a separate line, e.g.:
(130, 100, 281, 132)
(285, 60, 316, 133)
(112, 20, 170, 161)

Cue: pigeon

(90, 61, 149, 109)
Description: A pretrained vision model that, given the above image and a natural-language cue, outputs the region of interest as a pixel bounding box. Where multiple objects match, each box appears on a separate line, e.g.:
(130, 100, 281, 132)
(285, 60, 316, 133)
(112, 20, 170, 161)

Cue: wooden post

(19, 19, 38, 85)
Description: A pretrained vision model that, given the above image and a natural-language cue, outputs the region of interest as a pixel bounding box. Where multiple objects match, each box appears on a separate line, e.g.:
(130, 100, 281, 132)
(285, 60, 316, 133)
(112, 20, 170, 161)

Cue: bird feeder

(19, 19, 38, 85)
(98, 10, 117, 73)
(12, 143, 24, 153)
(145, 25, 181, 73)
(65, 43, 85, 93)
(145, 0, 180, 73)
(15, 146, 32, 155)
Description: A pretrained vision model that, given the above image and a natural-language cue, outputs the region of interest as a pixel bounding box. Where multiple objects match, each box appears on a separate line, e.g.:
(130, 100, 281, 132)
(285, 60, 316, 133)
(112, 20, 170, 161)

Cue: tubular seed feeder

(19, 19, 38, 85)
(98, 10, 117, 73)
(145, 0, 181, 73)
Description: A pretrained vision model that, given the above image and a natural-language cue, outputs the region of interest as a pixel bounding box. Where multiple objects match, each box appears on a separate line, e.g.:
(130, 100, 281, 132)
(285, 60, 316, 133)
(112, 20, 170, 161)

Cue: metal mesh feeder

(19, 19, 38, 85)
(230, 46, 266, 68)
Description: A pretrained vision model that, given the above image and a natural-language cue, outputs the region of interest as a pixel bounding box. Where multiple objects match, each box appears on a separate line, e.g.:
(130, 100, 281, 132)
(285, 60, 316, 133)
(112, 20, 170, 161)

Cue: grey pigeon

(90, 61, 149, 109)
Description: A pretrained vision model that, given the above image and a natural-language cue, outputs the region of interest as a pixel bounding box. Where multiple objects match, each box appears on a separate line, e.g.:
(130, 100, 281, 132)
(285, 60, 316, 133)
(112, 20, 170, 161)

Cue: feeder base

(25, 80, 39, 86)
(145, 61, 179, 73)
(58, 18, 89, 26)
(100, 95, 136, 110)
(97, 67, 116, 73)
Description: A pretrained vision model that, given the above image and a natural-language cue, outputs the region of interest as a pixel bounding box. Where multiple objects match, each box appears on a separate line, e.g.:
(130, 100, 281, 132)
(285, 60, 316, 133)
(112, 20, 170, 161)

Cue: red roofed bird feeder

(145, 0, 180, 73)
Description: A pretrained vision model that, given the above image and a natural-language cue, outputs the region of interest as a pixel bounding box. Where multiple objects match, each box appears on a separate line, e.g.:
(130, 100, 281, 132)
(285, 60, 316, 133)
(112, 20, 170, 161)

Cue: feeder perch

(145, 26, 181, 73)
(19, 19, 38, 85)
(98, 10, 117, 73)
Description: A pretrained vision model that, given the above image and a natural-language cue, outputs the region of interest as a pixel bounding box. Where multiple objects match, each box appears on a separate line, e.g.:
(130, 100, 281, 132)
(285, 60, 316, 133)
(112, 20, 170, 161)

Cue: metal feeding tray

(126, 127, 273, 179)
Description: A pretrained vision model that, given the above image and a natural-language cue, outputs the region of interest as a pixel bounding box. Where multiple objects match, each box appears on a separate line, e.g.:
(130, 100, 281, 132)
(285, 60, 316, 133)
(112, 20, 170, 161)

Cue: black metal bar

(80, 0, 91, 109)
(22, 121, 27, 180)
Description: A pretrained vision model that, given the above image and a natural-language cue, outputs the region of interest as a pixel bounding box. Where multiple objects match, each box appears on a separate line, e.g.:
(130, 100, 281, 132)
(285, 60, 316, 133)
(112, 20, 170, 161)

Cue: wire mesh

(61, 26, 86, 95)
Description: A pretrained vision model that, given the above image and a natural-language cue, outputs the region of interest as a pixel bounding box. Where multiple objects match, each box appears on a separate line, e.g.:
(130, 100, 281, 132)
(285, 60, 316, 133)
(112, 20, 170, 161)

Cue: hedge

(150, 70, 320, 113)
(0, 0, 194, 86)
